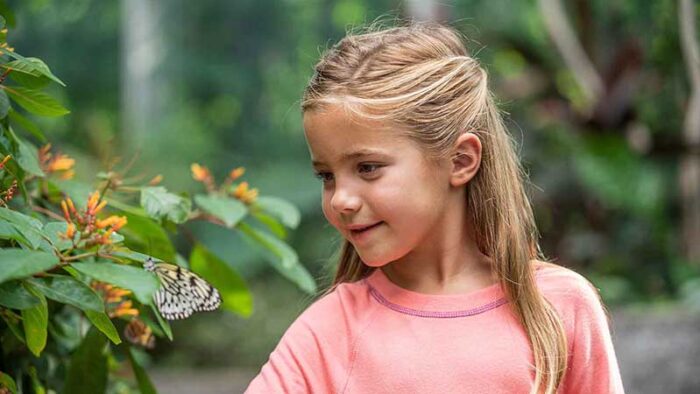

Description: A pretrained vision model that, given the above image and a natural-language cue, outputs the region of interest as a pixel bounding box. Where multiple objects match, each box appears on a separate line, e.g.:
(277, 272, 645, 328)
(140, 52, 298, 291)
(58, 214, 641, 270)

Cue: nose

(330, 185, 362, 214)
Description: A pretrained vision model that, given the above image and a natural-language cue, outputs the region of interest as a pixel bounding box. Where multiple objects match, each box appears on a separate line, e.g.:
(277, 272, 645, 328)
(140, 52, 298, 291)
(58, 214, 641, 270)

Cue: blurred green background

(7, 0, 700, 378)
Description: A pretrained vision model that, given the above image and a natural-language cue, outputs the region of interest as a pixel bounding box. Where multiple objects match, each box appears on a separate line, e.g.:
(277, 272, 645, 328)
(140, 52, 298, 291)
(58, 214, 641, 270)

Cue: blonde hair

(301, 21, 568, 393)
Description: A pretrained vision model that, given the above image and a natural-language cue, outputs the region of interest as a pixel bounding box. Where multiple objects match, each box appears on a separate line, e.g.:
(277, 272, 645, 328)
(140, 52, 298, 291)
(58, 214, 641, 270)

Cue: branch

(538, 0, 604, 106)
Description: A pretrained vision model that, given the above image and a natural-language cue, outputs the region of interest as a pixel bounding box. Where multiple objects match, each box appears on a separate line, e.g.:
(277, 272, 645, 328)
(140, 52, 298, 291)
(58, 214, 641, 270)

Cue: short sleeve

(244, 315, 316, 394)
(244, 288, 354, 394)
(561, 278, 625, 393)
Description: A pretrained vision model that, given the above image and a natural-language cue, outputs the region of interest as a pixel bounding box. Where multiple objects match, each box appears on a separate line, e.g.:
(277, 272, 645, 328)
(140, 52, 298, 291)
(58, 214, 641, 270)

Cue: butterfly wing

(187, 273, 222, 312)
(149, 262, 221, 320)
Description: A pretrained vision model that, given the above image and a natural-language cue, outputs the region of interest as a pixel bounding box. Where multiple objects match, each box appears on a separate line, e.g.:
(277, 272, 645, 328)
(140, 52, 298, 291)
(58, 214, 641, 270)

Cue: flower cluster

(91, 281, 138, 318)
(123, 319, 155, 349)
(59, 191, 127, 245)
(91, 281, 155, 348)
(38, 143, 75, 180)
(190, 163, 258, 204)
(0, 155, 17, 206)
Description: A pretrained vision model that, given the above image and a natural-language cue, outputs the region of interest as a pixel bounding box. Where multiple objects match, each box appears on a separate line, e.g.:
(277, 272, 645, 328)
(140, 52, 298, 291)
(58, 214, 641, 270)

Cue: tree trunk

(679, 0, 700, 264)
(120, 0, 164, 149)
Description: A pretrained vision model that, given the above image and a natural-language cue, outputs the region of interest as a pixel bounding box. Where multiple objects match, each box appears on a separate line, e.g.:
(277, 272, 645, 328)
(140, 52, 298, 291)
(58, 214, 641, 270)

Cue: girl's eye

(358, 163, 381, 174)
(314, 171, 333, 183)
(313, 164, 382, 184)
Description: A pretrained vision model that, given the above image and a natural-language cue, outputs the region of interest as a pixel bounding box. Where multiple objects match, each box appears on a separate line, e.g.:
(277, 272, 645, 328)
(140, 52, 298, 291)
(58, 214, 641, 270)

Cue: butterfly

(143, 256, 222, 320)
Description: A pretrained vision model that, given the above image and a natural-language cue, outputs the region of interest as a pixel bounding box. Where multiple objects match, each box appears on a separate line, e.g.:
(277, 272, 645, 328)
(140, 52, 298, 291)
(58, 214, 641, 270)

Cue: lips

(349, 222, 383, 233)
(348, 222, 384, 243)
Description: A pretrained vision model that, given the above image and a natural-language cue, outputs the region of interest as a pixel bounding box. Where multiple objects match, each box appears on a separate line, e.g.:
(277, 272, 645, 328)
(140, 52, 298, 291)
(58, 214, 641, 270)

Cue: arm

(244, 317, 313, 394)
(561, 279, 625, 393)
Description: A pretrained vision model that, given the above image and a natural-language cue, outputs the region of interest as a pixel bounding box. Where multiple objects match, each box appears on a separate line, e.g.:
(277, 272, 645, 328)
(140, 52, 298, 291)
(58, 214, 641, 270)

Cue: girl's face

(303, 105, 453, 267)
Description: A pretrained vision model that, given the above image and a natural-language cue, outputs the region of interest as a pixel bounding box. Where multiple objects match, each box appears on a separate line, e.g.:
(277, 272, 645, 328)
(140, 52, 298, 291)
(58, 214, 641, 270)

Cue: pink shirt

(245, 263, 625, 393)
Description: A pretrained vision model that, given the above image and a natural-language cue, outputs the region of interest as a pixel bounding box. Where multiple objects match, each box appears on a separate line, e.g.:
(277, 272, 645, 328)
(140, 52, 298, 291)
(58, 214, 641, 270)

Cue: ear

(449, 132, 482, 187)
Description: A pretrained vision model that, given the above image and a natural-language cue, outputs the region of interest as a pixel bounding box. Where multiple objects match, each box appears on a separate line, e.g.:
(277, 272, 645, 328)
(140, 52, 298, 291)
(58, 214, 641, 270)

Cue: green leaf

(126, 346, 157, 394)
(0, 371, 17, 394)
(190, 243, 253, 317)
(28, 275, 104, 312)
(0, 249, 58, 283)
(21, 283, 48, 356)
(150, 304, 173, 340)
(2, 85, 69, 117)
(194, 194, 248, 227)
(0, 308, 25, 343)
(113, 211, 176, 262)
(110, 249, 154, 263)
(16, 136, 44, 176)
(10, 71, 51, 89)
(84, 310, 121, 345)
(71, 262, 159, 305)
(0, 221, 33, 247)
(254, 196, 301, 229)
(44, 221, 73, 251)
(50, 179, 93, 210)
(0, 88, 9, 119)
(64, 327, 108, 394)
(250, 209, 287, 239)
(140, 186, 192, 224)
(107, 198, 149, 216)
(237, 222, 317, 294)
(0, 206, 46, 249)
(0, 4, 15, 27)
(8, 108, 46, 142)
(0, 280, 40, 309)
(27, 366, 45, 394)
(1, 57, 66, 87)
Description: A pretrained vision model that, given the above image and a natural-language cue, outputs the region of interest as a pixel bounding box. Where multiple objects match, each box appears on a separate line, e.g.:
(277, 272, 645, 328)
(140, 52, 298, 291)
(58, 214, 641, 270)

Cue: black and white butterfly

(144, 257, 222, 320)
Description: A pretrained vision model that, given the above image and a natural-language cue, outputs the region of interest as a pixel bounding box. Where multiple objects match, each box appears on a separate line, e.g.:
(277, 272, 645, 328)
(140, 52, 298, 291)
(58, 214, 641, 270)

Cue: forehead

(303, 105, 415, 166)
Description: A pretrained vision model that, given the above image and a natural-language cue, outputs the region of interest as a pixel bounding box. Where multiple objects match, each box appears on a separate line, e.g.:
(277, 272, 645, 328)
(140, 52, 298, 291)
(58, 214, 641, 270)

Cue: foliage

(0, 9, 312, 392)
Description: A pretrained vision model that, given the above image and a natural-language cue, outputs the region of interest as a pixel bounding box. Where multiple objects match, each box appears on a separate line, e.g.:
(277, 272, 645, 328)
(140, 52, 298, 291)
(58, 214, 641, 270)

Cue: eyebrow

(312, 148, 387, 167)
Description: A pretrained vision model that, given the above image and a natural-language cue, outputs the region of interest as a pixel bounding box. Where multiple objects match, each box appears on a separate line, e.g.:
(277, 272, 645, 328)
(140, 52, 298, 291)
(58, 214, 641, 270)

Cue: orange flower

(65, 197, 77, 216)
(191, 163, 212, 182)
(86, 191, 100, 211)
(0, 154, 10, 170)
(110, 300, 139, 318)
(228, 166, 245, 181)
(233, 181, 249, 198)
(148, 174, 163, 185)
(106, 288, 132, 303)
(99, 228, 115, 244)
(124, 319, 155, 349)
(39, 144, 75, 179)
(59, 192, 125, 245)
(242, 188, 258, 204)
(96, 215, 127, 230)
(62, 222, 76, 239)
(59, 169, 75, 180)
(86, 191, 107, 215)
(47, 154, 75, 171)
(92, 281, 139, 318)
(232, 181, 258, 204)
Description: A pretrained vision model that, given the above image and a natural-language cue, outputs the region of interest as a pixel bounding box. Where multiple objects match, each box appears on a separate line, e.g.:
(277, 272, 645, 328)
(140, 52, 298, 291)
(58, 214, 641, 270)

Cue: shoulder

(534, 261, 603, 305)
(533, 261, 609, 325)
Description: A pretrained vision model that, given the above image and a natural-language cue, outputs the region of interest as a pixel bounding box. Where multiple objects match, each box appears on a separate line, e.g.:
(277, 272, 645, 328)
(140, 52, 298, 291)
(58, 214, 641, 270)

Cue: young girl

(245, 22, 624, 394)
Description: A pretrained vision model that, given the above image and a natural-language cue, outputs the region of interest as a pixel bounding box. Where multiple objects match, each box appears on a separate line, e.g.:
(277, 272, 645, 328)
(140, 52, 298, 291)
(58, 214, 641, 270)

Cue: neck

(380, 190, 496, 295)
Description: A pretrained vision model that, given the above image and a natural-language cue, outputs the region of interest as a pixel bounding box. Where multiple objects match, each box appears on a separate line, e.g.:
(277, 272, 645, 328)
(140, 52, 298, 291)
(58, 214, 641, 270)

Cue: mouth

(349, 221, 384, 238)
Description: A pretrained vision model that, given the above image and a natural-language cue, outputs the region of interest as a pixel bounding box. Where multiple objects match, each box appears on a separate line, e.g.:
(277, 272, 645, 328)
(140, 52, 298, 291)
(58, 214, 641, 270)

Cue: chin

(357, 248, 405, 268)
(360, 258, 389, 268)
